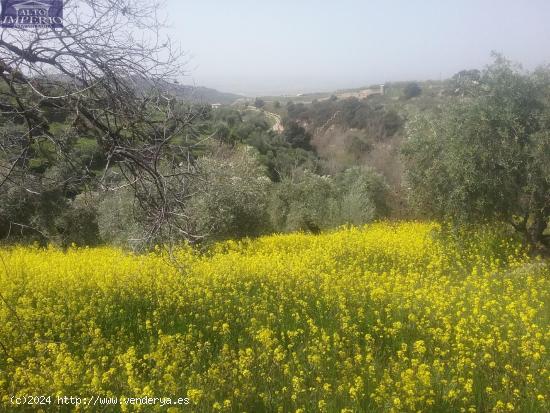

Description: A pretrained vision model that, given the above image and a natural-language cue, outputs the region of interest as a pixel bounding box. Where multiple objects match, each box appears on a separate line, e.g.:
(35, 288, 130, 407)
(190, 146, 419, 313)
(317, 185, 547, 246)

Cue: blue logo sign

(1, 0, 63, 28)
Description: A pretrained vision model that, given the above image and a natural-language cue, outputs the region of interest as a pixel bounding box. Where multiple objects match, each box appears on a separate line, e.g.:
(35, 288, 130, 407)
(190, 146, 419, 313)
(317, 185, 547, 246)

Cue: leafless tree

(0, 0, 207, 245)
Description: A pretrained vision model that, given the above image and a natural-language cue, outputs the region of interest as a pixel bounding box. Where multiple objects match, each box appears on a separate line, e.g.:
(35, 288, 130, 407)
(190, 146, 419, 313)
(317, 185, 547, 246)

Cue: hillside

(167, 84, 244, 105)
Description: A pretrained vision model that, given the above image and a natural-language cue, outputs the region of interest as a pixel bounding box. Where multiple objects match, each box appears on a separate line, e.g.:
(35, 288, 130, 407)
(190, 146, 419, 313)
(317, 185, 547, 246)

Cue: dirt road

(247, 106, 284, 133)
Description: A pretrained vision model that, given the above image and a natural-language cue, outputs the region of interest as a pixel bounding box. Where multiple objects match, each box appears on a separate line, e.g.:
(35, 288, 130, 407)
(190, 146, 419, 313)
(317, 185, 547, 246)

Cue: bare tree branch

(0, 0, 206, 245)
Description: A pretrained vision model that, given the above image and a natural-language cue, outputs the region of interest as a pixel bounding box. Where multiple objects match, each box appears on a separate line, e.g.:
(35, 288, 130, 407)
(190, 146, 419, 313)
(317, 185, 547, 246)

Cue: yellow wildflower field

(0, 222, 548, 412)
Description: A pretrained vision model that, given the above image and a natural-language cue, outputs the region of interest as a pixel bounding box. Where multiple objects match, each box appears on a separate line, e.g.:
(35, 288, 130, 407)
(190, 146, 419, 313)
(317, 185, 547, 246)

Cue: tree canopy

(404, 56, 550, 247)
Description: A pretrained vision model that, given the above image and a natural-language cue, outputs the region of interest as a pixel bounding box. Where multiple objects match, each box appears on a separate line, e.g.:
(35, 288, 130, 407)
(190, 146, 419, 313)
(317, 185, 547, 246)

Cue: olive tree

(403, 56, 550, 247)
(185, 146, 272, 240)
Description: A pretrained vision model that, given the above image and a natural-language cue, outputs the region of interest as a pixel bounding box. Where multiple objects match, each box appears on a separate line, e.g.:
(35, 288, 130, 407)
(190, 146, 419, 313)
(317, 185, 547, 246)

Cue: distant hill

(256, 80, 450, 105)
(39, 74, 244, 106)
(163, 83, 244, 105)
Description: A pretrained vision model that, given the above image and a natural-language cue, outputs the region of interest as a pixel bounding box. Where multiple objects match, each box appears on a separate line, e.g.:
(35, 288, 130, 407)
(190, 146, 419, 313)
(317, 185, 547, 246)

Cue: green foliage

(6, 54, 549, 248)
(54, 195, 100, 247)
(254, 98, 265, 109)
(0, 181, 98, 247)
(335, 167, 390, 219)
(0, 183, 40, 242)
(403, 82, 422, 99)
(403, 55, 550, 246)
(285, 97, 403, 141)
(186, 147, 272, 240)
(207, 107, 321, 181)
(346, 133, 373, 156)
(447, 69, 481, 97)
(72, 137, 106, 169)
(0, 155, 96, 246)
(269, 170, 336, 233)
(259, 145, 319, 182)
(269, 167, 389, 233)
(282, 121, 313, 151)
(97, 189, 147, 250)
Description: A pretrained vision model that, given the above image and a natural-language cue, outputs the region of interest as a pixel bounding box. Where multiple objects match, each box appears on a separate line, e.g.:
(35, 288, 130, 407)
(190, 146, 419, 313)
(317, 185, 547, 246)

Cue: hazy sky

(165, 0, 550, 96)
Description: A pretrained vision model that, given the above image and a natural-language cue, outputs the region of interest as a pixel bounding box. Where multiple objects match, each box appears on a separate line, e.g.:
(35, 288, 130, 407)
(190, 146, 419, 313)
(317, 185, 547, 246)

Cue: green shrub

(186, 146, 272, 240)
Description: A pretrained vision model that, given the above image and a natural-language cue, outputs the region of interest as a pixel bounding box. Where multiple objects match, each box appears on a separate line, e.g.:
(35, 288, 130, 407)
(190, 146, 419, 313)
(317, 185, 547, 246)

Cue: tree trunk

(528, 208, 549, 248)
